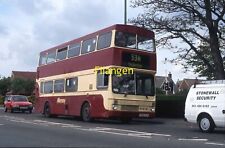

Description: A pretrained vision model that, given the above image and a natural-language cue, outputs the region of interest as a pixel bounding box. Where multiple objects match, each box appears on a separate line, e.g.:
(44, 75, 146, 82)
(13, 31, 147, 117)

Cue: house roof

(11, 71, 36, 80)
(178, 79, 203, 90)
(155, 76, 174, 88)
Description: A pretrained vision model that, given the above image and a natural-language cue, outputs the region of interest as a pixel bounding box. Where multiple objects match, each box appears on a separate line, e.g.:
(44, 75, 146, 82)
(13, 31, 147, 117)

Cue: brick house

(11, 71, 36, 81)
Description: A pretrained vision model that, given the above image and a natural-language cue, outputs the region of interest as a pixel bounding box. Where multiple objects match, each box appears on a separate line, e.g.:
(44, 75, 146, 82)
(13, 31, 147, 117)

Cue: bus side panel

(65, 95, 105, 117)
(35, 95, 155, 119)
(35, 97, 65, 115)
(35, 95, 106, 117)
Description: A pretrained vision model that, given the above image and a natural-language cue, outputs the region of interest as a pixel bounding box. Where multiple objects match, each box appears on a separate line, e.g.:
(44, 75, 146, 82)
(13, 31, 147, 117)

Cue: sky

(0, 0, 198, 82)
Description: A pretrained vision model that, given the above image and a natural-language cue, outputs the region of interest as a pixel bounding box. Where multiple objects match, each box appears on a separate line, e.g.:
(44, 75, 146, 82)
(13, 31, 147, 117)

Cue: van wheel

(81, 103, 92, 122)
(198, 114, 215, 133)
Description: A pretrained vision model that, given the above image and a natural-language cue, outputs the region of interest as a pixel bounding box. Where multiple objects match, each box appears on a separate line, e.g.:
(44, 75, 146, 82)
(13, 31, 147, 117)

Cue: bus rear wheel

(81, 103, 92, 122)
(43, 103, 51, 118)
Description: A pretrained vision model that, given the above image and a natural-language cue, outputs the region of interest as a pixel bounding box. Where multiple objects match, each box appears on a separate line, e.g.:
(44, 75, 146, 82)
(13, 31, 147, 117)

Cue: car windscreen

(12, 96, 28, 102)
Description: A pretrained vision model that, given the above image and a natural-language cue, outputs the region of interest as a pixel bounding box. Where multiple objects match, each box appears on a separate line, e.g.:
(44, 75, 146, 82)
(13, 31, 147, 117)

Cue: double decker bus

(35, 24, 156, 122)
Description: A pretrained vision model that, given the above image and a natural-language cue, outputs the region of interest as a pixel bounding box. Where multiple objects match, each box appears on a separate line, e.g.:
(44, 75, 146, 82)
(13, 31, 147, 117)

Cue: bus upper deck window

(39, 54, 47, 66)
(81, 37, 97, 54)
(115, 31, 136, 48)
(68, 43, 80, 58)
(137, 36, 154, 52)
(56, 47, 67, 61)
(46, 51, 56, 64)
(97, 32, 112, 50)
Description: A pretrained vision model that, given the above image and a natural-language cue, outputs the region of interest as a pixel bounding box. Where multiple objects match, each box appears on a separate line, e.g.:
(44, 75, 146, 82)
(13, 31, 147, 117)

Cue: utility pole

(124, 0, 127, 25)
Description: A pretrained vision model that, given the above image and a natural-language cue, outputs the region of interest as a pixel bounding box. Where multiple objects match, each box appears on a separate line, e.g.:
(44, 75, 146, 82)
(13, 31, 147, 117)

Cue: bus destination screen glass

(122, 52, 150, 69)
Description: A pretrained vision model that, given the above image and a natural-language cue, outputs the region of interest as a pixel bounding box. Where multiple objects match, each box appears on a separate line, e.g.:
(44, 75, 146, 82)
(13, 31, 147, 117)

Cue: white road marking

(94, 127, 171, 137)
(178, 138, 208, 142)
(0, 124, 3, 126)
(9, 119, 34, 124)
(81, 128, 153, 138)
(82, 127, 171, 139)
(205, 142, 225, 146)
(34, 120, 66, 125)
(34, 120, 81, 128)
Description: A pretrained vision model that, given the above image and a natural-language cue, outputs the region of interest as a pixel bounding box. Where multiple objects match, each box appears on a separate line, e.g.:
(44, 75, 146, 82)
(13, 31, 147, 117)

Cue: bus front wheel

(81, 102, 92, 122)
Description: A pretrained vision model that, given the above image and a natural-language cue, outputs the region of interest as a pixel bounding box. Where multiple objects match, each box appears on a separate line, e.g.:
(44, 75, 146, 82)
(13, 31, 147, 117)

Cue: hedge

(0, 96, 3, 105)
(156, 95, 187, 118)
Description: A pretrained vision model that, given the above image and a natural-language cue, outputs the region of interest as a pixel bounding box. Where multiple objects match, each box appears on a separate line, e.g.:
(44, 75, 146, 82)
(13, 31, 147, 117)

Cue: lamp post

(124, 0, 127, 25)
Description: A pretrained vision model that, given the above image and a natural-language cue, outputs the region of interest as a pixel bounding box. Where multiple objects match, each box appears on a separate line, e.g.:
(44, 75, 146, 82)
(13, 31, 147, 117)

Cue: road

(0, 108, 224, 148)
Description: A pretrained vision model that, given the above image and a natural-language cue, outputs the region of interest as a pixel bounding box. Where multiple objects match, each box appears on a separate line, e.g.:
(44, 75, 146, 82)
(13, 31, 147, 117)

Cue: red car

(4, 95, 33, 113)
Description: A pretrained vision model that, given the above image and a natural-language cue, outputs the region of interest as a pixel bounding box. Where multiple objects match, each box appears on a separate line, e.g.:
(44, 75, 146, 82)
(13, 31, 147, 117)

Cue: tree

(11, 78, 35, 96)
(0, 77, 11, 96)
(185, 40, 217, 79)
(130, 0, 225, 80)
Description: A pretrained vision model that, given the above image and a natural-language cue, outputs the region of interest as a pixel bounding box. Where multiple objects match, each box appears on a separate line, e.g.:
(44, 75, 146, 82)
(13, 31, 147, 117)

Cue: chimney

(168, 72, 172, 79)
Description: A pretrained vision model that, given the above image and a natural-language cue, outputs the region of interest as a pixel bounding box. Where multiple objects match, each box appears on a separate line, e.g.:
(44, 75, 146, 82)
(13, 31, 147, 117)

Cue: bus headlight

(112, 104, 119, 110)
(151, 108, 155, 112)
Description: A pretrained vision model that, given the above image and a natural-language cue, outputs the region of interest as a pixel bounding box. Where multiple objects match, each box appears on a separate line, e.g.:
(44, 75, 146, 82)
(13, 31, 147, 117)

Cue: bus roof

(40, 24, 155, 55)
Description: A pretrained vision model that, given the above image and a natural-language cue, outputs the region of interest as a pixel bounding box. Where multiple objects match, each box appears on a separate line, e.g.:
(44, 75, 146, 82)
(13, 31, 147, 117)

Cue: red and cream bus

(35, 24, 156, 122)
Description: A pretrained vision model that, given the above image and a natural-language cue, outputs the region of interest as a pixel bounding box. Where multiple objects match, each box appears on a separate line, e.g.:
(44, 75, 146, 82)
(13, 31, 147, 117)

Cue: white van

(185, 83, 225, 132)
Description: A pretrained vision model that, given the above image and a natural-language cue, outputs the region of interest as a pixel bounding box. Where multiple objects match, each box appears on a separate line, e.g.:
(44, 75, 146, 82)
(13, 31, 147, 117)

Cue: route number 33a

(131, 54, 141, 62)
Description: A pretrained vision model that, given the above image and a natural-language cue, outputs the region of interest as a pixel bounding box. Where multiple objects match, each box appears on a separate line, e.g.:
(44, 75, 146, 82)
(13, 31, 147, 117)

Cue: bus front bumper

(103, 110, 155, 119)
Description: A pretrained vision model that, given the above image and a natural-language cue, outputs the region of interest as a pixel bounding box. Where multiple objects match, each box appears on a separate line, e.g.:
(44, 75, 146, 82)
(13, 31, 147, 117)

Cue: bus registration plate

(20, 107, 28, 109)
(139, 113, 149, 117)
